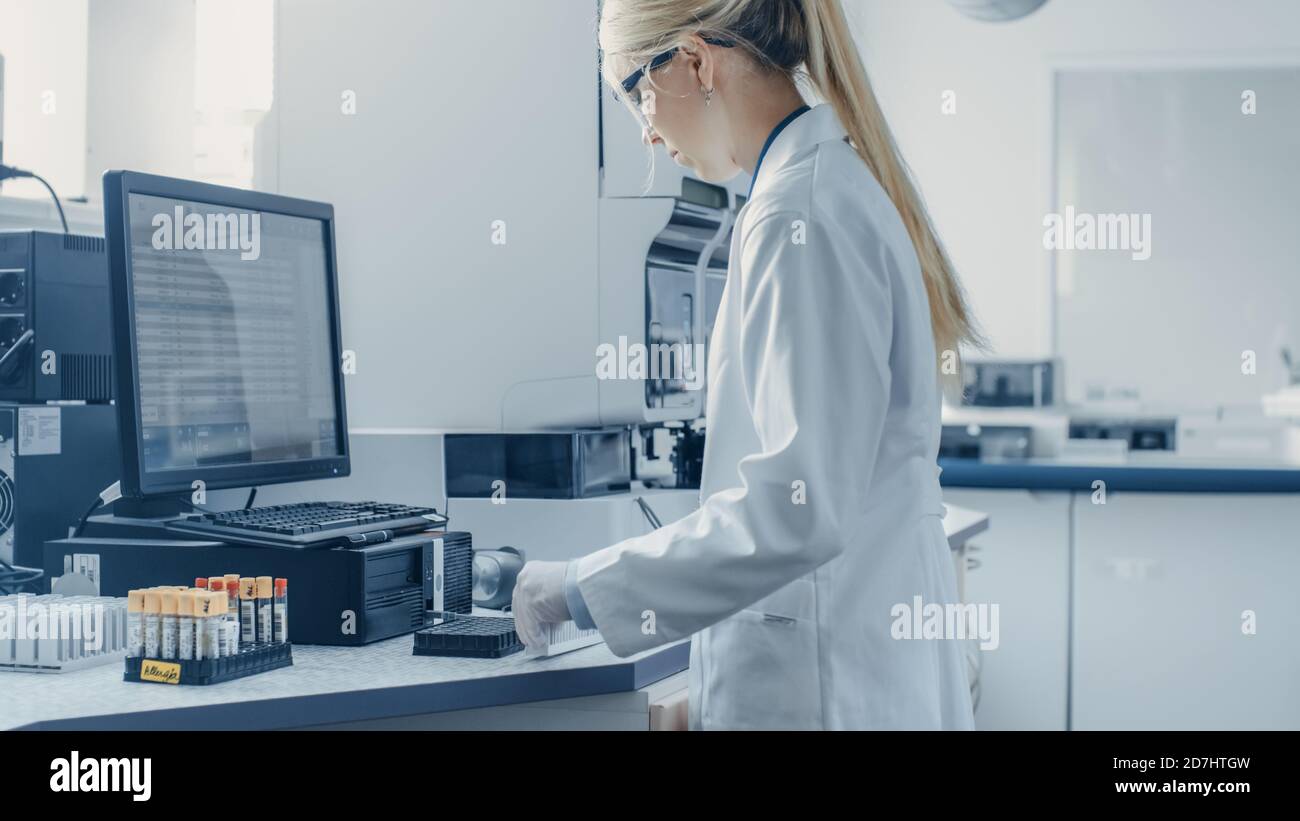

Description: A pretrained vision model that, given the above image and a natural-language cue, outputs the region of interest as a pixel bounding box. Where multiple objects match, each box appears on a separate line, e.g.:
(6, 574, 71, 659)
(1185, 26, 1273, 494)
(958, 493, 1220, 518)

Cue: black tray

(124, 643, 293, 685)
(413, 614, 522, 659)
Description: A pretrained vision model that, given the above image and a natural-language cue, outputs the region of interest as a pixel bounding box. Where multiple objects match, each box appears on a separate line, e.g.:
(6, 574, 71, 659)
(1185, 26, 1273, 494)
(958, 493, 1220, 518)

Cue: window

(0, 0, 273, 209)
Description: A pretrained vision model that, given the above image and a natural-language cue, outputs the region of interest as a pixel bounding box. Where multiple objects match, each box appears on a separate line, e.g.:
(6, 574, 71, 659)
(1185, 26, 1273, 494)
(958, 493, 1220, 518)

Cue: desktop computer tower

(0, 231, 113, 402)
(0, 402, 119, 567)
(43, 530, 474, 646)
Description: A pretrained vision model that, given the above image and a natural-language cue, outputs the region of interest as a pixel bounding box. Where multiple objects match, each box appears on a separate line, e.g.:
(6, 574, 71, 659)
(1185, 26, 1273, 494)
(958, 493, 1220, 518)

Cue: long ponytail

(801, 0, 984, 393)
(600, 0, 986, 394)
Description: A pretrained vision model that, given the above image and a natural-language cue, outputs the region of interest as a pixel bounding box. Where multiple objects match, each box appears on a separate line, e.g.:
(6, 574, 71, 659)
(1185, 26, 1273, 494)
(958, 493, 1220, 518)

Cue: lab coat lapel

(748, 104, 849, 202)
(713, 105, 849, 385)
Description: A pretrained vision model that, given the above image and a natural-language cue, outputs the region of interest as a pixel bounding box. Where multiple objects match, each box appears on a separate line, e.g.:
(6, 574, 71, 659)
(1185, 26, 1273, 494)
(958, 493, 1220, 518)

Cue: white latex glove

(511, 560, 571, 652)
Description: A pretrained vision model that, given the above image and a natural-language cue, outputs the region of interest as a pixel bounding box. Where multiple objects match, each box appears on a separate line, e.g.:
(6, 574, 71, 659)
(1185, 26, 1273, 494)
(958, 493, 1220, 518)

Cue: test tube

(224, 574, 241, 648)
(273, 578, 288, 643)
(178, 590, 196, 660)
(143, 590, 161, 658)
(239, 578, 257, 645)
(208, 592, 229, 657)
(126, 590, 145, 657)
(208, 578, 227, 648)
(193, 593, 209, 660)
(160, 590, 179, 659)
(256, 577, 273, 644)
(203, 592, 222, 659)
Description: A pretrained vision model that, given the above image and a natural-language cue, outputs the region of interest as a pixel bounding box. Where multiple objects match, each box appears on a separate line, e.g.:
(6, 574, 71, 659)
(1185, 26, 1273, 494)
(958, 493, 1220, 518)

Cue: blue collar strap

(748, 104, 811, 200)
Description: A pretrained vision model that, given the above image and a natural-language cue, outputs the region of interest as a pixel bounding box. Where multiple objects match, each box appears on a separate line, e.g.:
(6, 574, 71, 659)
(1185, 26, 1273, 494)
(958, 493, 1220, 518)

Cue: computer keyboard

(164, 501, 448, 549)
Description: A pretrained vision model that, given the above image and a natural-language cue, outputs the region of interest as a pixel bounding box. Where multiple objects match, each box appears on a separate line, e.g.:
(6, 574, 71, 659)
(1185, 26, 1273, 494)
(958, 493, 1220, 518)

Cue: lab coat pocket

(704, 579, 823, 730)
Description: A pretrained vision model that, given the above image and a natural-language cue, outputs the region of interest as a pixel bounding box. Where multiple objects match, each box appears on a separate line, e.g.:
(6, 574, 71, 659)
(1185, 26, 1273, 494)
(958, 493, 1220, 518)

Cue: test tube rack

(413, 614, 523, 659)
(124, 642, 293, 686)
(413, 611, 604, 659)
(0, 594, 130, 674)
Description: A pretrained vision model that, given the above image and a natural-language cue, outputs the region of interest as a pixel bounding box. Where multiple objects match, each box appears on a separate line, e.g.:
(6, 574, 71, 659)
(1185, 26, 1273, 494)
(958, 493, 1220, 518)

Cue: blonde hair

(600, 0, 985, 393)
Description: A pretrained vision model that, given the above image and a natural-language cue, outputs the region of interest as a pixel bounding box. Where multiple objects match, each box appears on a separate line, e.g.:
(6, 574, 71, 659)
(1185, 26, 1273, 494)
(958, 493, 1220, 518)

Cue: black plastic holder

(124, 643, 293, 685)
(413, 614, 522, 659)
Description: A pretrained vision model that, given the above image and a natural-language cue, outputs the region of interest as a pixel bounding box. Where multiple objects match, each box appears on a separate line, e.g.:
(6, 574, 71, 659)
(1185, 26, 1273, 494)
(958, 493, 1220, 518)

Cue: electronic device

(449, 485, 699, 564)
(1070, 416, 1177, 452)
(0, 231, 114, 402)
(445, 429, 631, 500)
(472, 547, 524, 610)
(43, 530, 474, 646)
(100, 170, 447, 546)
(939, 424, 1033, 461)
(961, 359, 1061, 408)
(103, 170, 350, 502)
(0, 402, 120, 568)
(435, 530, 474, 614)
(164, 500, 448, 550)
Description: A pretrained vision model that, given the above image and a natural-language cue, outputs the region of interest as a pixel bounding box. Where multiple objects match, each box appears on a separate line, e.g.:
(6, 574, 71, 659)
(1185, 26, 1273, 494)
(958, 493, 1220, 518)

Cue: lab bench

(938, 454, 1300, 492)
(3, 507, 991, 731)
(939, 457, 1300, 732)
(0, 635, 689, 731)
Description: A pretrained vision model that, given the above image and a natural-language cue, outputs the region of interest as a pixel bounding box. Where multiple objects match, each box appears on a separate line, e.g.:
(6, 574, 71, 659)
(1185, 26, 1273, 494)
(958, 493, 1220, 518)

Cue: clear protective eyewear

(616, 36, 735, 130)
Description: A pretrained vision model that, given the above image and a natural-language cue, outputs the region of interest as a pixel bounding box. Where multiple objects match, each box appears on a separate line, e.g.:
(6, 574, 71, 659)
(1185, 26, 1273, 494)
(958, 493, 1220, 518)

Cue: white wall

(272, 0, 602, 432)
(851, 0, 1300, 361)
(84, 0, 196, 199)
(0, 0, 88, 199)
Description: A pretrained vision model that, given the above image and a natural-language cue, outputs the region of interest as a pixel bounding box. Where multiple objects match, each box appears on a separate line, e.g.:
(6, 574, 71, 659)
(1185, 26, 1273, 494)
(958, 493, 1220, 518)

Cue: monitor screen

(105, 173, 349, 497)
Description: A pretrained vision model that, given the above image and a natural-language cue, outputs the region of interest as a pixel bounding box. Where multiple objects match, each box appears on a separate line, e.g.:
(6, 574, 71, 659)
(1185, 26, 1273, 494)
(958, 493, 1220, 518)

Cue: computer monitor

(103, 171, 350, 499)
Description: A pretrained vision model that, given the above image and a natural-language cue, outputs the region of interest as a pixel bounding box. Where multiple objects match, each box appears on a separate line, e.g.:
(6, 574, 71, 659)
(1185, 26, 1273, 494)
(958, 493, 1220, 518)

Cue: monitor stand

(113, 497, 189, 520)
(80, 497, 211, 543)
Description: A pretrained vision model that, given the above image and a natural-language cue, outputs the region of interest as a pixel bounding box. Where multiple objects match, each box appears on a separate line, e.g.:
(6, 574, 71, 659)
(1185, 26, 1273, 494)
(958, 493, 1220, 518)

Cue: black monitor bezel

(103, 170, 351, 499)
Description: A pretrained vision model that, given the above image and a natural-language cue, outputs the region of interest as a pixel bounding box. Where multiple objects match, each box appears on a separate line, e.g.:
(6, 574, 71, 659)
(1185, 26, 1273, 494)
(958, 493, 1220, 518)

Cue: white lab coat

(574, 103, 975, 730)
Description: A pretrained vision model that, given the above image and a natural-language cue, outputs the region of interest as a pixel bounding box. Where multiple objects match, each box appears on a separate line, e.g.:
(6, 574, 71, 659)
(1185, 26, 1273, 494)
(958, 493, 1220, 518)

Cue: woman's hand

(511, 560, 572, 651)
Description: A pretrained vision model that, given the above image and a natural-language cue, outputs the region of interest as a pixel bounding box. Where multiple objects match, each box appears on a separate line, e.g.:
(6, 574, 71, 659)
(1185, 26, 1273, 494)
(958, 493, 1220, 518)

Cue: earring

(703, 87, 714, 107)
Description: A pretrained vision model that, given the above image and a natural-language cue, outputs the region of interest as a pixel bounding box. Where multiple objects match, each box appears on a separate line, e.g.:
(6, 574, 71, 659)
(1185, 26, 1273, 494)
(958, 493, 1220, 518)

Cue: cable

(0, 557, 41, 584)
(72, 480, 122, 538)
(244, 487, 258, 510)
(30, 172, 69, 233)
(0, 564, 43, 594)
(71, 496, 105, 539)
(0, 164, 69, 233)
(179, 497, 213, 515)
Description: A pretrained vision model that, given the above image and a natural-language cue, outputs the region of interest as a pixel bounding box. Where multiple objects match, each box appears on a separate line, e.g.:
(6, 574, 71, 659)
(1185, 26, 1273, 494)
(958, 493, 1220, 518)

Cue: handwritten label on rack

(139, 660, 181, 684)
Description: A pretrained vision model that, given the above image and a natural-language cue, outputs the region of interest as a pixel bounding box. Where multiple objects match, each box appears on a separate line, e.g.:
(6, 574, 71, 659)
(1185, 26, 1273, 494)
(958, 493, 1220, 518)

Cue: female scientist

(512, 0, 982, 730)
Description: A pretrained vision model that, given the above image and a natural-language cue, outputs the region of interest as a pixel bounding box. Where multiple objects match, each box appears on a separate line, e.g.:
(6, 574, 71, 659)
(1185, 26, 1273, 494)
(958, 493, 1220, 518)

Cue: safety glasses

(618, 36, 736, 108)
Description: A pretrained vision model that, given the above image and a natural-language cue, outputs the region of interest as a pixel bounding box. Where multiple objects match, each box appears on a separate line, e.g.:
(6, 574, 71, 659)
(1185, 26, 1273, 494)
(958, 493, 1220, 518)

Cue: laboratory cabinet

(942, 488, 1072, 730)
(1071, 493, 1300, 730)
